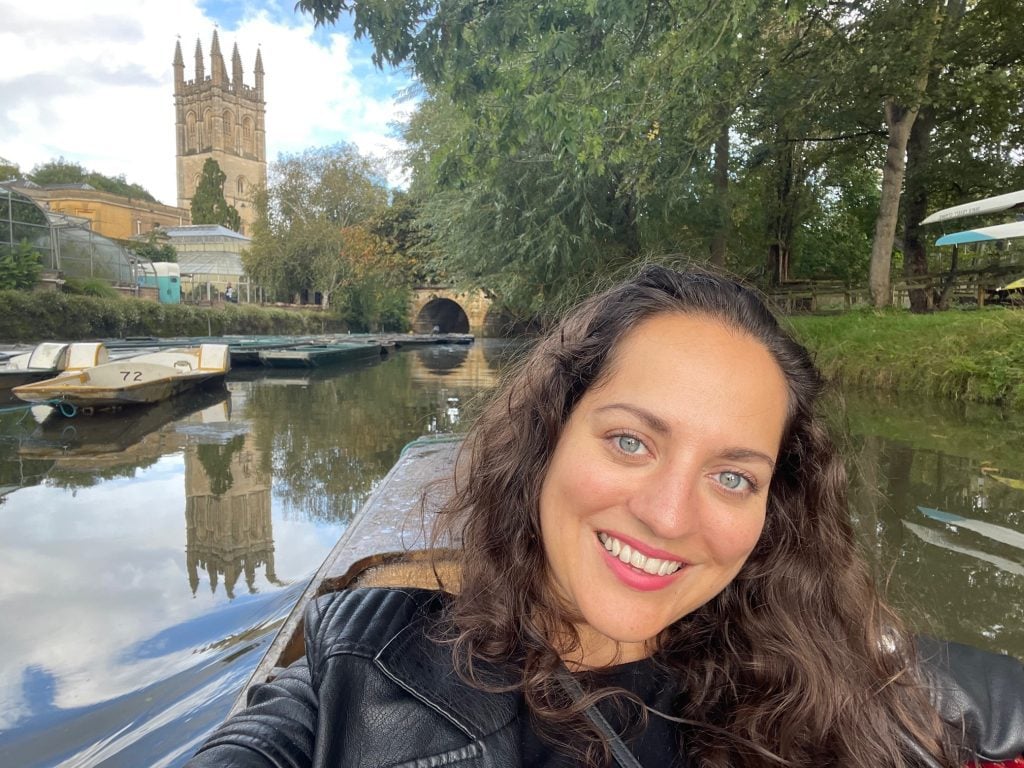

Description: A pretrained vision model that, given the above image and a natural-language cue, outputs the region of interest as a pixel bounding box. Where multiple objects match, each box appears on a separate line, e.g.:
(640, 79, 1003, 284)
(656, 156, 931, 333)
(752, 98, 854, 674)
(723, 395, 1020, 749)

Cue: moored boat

(257, 341, 382, 368)
(231, 435, 460, 715)
(12, 343, 231, 410)
(0, 342, 108, 391)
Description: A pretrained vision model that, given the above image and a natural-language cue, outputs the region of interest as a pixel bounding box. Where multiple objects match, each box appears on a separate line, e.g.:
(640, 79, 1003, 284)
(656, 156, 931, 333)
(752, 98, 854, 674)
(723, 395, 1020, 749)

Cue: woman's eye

(616, 435, 645, 454)
(717, 471, 750, 491)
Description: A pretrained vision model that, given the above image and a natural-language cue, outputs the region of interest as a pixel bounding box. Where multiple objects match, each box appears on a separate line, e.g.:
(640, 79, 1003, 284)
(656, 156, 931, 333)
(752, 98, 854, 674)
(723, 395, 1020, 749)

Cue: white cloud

(0, 0, 413, 204)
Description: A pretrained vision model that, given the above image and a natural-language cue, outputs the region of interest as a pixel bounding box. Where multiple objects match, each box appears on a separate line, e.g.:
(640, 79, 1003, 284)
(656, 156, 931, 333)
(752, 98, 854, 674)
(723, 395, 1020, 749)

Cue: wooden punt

(257, 342, 383, 368)
(12, 344, 230, 410)
(231, 434, 461, 715)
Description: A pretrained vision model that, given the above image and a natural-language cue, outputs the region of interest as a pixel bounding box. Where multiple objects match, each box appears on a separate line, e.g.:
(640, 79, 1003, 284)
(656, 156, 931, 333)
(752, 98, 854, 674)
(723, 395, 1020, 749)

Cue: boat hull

(12, 344, 230, 409)
(258, 343, 381, 368)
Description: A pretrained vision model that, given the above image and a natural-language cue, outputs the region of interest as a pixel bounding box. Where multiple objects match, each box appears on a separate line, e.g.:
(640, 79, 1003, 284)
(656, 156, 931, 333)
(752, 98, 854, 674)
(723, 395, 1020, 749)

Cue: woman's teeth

(598, 532, 683, 576)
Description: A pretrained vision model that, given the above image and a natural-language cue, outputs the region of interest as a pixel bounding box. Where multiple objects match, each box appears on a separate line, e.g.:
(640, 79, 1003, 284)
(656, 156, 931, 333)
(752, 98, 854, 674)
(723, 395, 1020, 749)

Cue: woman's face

(538, 312, 790, 666)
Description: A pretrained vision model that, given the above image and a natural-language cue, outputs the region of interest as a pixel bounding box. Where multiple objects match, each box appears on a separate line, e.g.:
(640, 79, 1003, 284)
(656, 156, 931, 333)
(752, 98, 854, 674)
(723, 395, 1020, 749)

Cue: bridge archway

(410, 288, 492, 334)
(414, 297, 470, 333)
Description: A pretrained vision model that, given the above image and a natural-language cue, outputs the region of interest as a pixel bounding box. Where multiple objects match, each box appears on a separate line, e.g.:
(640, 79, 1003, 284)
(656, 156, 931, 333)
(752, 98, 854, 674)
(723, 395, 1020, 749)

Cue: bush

(0, 291, 345, 342)
(0, 240, 43, 290)
(63, 277, 121, 299)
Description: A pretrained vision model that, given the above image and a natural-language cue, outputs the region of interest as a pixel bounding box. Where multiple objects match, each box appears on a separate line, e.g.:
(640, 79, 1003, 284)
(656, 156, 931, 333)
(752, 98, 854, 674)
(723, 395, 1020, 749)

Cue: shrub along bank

(0, 291, 345, 342)
(788, 308, 1024, 409)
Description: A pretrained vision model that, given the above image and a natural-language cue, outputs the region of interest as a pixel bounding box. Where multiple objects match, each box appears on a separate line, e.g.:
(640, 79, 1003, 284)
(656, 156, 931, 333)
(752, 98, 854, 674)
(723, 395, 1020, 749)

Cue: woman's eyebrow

(718, 448, 776, 470)
(593, 403, 671, 435)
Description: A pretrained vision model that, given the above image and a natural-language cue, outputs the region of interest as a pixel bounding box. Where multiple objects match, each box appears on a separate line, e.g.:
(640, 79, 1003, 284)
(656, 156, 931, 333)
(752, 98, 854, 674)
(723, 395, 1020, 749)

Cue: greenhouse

(1, 183, 136, 285)
(1, 185, 55, 267)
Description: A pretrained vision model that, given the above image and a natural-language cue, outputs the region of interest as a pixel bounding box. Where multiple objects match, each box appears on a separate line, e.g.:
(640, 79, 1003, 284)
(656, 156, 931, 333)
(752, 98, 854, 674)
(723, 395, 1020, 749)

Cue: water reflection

(843, 390, 1024, 657)
(0, 342, 1021, 767)
(185, 429, 279, 599)
(0, 341, 518, 767)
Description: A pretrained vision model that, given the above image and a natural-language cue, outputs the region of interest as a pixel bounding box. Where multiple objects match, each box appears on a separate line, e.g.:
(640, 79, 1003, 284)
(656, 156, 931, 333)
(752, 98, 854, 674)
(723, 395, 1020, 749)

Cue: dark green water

(0, 341, 1020, 767)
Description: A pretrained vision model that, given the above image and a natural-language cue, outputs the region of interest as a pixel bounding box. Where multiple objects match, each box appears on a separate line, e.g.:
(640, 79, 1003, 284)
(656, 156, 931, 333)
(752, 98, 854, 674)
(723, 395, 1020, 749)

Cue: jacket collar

(374, 593, 521, 741)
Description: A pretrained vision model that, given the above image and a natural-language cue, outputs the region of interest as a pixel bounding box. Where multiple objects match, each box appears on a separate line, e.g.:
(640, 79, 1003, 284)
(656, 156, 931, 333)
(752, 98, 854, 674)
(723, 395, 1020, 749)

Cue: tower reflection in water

(184, 395, 279, 599)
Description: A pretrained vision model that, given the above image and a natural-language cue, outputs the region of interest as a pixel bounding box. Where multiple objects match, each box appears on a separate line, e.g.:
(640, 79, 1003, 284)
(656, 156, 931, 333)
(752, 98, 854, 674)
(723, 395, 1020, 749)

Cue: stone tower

(173, 32, 266, 235)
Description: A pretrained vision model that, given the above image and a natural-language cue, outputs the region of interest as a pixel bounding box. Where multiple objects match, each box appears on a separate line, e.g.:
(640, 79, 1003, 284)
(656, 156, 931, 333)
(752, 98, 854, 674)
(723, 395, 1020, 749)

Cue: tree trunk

(709, 121, 730, 267)
(868, 0, 944, 308)
(869, 99, 919, 308)
(766, 137, 799, 285)
(903, 105, 934, 313)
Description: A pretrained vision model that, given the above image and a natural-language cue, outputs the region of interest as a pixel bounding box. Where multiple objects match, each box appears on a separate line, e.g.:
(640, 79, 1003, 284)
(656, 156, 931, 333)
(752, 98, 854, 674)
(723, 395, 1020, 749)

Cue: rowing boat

(12, 343, 231, 410)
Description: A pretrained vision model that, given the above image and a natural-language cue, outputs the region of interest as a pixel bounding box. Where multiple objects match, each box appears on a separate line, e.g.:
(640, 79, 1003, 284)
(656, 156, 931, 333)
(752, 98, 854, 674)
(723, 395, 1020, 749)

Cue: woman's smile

(538, 312, 790, 666)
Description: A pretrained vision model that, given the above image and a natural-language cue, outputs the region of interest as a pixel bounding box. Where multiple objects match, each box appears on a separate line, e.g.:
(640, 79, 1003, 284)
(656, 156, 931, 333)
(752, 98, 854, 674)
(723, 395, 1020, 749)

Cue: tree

(29, 157, 157, 201)
(0, 157, 20, 181)
(127, 232, 177, 263)
(191, 159, 242, 232)
(244, 143, 397, 316)
(299, 0, 1024, 315)
(0, 241, 44, 290)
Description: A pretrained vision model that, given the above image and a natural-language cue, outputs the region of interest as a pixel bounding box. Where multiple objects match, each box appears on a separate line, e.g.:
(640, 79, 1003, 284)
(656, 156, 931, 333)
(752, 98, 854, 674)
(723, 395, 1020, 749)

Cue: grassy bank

(788, 308, 1024, 408)
(0, 291, 345, 342)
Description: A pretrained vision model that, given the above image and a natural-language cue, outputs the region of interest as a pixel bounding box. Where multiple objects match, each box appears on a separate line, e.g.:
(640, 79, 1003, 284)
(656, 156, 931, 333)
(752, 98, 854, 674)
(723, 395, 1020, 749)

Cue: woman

(189, 265, 1024, 767)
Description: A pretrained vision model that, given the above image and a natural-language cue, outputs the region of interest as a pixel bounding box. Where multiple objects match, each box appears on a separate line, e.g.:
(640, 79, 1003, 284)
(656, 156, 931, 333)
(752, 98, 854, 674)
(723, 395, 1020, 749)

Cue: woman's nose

(629, 464, 701, 540)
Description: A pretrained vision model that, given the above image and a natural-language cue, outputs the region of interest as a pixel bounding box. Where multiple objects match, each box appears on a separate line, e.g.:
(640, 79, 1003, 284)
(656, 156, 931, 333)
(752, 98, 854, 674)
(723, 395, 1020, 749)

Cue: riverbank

(789, 308, 1024, 409)
(0, 290, 345, 341)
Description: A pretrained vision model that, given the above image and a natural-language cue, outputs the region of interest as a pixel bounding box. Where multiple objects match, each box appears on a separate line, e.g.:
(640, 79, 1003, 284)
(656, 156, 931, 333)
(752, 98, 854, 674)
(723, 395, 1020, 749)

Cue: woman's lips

(596, 531, 688, 591)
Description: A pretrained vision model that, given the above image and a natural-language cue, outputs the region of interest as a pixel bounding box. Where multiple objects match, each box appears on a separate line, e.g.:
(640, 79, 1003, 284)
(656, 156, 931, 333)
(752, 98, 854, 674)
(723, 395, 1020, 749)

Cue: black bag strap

(556, 668, 645, 768)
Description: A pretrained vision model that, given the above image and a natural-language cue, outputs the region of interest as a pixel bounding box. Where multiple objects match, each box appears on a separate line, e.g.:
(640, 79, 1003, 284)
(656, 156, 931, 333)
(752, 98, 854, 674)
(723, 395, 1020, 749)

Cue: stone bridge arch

(411, 287, 492, 334)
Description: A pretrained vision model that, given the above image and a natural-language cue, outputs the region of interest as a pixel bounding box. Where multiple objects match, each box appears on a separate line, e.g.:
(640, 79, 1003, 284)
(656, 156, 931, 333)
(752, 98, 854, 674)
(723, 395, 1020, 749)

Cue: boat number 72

(120, 370, 143, 382)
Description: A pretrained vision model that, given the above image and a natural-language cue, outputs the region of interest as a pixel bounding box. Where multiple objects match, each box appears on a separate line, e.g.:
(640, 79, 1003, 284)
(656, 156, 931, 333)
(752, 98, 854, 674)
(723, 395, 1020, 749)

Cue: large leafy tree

(191, 159, 242, 232)
(300, 0, 1023, 316)
(243, 143, 402, 320)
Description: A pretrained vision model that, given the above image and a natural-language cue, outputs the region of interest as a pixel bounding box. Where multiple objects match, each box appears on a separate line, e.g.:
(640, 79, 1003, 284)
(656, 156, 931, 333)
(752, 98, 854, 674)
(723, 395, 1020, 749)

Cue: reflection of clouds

(0, 456, 304, 732)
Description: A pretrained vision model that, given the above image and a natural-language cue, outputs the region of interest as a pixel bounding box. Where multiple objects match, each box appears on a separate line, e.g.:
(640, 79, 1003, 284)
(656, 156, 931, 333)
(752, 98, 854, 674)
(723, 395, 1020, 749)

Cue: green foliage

(0, 291, 344, 342)
(191, 159, 242, 232)
(29, 157, 156, 201)
(298, 0, 1024, 315)
(0, 240, 43, 290)
(0, 156, 20, 181)
(127, 233, 177, 263)
(62, 277, 121, 299)
(244, 143, 403, 320)
(790, 308, 1024, 408)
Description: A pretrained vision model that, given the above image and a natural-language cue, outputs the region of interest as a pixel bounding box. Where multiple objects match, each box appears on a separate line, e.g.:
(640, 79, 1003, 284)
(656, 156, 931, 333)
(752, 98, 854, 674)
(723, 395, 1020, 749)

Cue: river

(0, 340, 1021, 767)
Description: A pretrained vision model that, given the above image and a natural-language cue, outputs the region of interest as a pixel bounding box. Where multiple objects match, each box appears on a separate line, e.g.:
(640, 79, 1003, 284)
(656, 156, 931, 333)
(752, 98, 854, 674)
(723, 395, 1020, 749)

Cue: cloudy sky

(0, 0, 416, 205)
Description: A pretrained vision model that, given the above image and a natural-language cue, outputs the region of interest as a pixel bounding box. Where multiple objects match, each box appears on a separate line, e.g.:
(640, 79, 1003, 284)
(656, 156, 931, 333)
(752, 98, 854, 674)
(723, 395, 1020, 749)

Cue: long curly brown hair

(433, 265, 960, 767)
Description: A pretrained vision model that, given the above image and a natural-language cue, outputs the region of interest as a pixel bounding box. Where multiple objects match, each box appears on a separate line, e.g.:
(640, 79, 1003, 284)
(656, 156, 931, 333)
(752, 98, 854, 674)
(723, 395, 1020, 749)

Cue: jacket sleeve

(918, 636, 1024, 760)
(183, 658, 318, 768)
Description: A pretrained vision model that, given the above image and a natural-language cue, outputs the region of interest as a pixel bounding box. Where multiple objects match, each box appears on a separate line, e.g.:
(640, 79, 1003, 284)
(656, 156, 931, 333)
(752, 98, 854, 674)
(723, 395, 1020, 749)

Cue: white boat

(12, 344, 231, 410)
(0, 342, 108, 391)
(921, 189, 1024, 225)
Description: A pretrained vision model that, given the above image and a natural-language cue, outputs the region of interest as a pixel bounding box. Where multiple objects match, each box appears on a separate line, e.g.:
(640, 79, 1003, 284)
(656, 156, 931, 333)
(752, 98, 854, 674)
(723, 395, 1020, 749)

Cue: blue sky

(0, 0, 416, 204)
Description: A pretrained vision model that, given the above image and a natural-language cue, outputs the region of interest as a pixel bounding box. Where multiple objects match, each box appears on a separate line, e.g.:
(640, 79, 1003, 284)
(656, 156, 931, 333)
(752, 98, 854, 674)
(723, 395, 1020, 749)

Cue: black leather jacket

(187, 588, 1024, 768)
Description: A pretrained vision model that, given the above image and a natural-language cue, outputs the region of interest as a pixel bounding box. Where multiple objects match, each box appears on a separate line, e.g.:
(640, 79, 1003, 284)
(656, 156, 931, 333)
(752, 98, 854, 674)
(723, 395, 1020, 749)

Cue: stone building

(11, 182, 190, 240)
(173, 32, 267, 235)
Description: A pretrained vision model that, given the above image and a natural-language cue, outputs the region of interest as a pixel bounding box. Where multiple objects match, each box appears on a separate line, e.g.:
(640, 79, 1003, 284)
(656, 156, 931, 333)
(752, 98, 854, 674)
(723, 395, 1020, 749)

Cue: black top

(519, 657, 686, 767)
